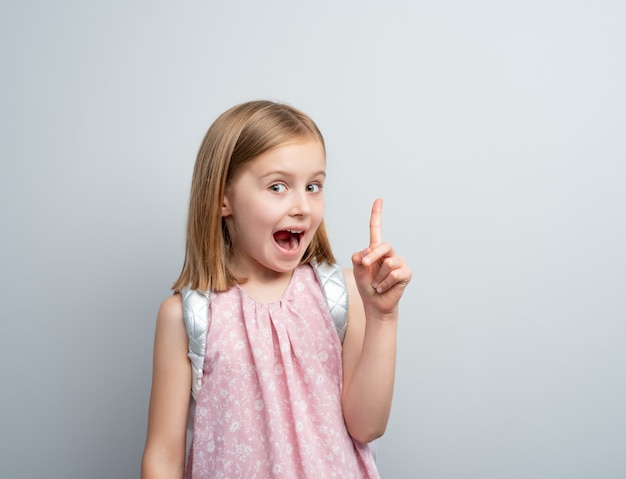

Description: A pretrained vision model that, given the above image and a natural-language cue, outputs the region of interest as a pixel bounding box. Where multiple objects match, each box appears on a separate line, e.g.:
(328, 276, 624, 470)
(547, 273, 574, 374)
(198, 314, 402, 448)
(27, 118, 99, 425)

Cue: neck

(236, 267, 296, 303)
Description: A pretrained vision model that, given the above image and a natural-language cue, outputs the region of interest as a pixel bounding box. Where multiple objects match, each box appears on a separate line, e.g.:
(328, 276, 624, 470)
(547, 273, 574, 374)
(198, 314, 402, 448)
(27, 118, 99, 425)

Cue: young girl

(141, 100, 411, 478)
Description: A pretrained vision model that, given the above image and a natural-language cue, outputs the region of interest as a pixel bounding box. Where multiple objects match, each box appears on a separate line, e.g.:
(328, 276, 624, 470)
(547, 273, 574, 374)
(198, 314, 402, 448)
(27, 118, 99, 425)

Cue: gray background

(1, 1, 625, 478)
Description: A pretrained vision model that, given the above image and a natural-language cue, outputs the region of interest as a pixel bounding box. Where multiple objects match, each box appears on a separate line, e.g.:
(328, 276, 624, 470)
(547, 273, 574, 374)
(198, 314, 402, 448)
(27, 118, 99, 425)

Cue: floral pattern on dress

(185, 264, 379, 479)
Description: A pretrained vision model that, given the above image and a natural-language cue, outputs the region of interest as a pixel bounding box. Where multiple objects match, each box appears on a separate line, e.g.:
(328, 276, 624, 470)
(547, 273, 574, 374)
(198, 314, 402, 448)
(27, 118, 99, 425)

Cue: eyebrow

(259, 170, 327, 180)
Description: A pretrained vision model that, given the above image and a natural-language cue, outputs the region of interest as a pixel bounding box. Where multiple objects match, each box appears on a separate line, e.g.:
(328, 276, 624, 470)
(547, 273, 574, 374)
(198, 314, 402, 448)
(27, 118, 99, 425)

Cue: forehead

(246, 140, 326, 174)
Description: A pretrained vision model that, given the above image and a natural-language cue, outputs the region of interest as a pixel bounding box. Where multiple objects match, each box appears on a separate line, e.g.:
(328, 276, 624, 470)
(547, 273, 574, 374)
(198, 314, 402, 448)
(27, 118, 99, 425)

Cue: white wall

(1, 1, 625, 478)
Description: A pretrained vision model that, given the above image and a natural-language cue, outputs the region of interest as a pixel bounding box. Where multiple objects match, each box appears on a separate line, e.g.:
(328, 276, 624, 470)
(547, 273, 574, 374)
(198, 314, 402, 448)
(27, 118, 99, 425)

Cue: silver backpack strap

(311, 261, 349, 342)
(180, 287, 211, 401)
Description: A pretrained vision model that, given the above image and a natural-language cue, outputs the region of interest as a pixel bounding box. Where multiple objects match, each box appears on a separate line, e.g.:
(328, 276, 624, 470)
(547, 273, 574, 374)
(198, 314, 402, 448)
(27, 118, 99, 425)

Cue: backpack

(181, 261, 377, 460)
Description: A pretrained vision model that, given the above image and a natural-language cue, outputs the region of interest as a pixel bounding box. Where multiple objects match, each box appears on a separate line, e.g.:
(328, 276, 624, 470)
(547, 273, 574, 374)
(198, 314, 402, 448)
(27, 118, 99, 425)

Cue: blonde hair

(173, 100, 336, 292)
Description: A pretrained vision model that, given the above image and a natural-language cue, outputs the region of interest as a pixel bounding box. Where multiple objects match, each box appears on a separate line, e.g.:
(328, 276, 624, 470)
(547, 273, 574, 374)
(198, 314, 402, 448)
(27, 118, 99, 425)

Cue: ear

(221, 194, 232, 217)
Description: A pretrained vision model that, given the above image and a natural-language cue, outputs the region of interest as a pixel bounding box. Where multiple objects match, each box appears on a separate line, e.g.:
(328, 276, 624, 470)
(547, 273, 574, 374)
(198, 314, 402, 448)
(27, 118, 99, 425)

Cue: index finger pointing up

(369, 198, 383, 248)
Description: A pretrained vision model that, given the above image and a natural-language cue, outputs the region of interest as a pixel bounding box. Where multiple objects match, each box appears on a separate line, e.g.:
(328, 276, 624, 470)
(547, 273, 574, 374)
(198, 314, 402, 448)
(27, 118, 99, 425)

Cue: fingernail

(372, 281, 379, 289)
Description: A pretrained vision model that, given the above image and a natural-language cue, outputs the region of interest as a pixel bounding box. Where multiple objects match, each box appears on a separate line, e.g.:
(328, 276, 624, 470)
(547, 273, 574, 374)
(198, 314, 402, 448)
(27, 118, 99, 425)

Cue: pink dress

(185, 264, 380, 478)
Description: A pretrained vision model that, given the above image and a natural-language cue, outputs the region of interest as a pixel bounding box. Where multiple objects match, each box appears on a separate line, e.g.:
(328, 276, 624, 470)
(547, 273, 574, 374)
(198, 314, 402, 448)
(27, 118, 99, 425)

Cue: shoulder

(341, 267, 354, 287)
(158, 293, 182, 317)
(341, 267, 365, 326)
(151, 294, 189, 382)
(155, 293, 185, 337)
(158, 293, 183, 317)
(341, 268, 359, 303)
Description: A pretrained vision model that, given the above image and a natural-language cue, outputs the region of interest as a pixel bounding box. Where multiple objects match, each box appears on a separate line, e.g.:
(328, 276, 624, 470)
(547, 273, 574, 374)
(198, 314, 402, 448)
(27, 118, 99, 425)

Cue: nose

(289, 189, 311, 217)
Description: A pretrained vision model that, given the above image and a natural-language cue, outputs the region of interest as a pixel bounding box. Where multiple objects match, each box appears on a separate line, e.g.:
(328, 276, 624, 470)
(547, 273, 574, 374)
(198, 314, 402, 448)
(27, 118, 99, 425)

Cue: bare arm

(341, 199, 411, 444)
(141, 294, 191, 479)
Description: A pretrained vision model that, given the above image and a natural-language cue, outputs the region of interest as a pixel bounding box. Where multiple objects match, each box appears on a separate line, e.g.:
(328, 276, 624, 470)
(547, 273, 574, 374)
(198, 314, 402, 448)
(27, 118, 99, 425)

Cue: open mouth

(273, 230, 304, 251)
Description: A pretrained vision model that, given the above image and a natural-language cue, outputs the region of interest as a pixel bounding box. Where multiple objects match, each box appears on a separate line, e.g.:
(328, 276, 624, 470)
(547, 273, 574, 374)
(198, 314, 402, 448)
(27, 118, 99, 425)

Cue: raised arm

(141, 294, 191, 479)
(341, 198, 412, 443)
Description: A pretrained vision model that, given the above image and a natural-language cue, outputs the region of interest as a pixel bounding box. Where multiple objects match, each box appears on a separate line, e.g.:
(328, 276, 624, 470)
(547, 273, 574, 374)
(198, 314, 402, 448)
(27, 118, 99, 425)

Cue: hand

(351, 198, 412, 316)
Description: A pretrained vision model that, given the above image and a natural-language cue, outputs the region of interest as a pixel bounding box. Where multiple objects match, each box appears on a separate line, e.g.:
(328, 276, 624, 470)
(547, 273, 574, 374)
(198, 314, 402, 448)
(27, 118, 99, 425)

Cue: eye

(269, 183, 287, 193)
(307, 182, 322, 193)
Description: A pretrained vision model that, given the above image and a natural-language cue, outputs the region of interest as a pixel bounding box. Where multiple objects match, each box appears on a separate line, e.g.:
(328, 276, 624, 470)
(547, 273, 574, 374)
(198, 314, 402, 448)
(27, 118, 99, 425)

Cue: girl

(141, 100, 411, 478)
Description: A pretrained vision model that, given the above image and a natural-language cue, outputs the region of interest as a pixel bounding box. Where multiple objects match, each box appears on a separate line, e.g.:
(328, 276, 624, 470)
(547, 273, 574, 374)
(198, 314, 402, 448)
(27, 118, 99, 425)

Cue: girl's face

(222, 139, 326, 281)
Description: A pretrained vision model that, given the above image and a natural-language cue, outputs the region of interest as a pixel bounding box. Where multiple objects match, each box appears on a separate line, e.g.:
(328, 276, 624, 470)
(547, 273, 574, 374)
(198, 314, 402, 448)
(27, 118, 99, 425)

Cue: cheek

(316, 197, 325, 220)
(311, 207, 325, 232)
